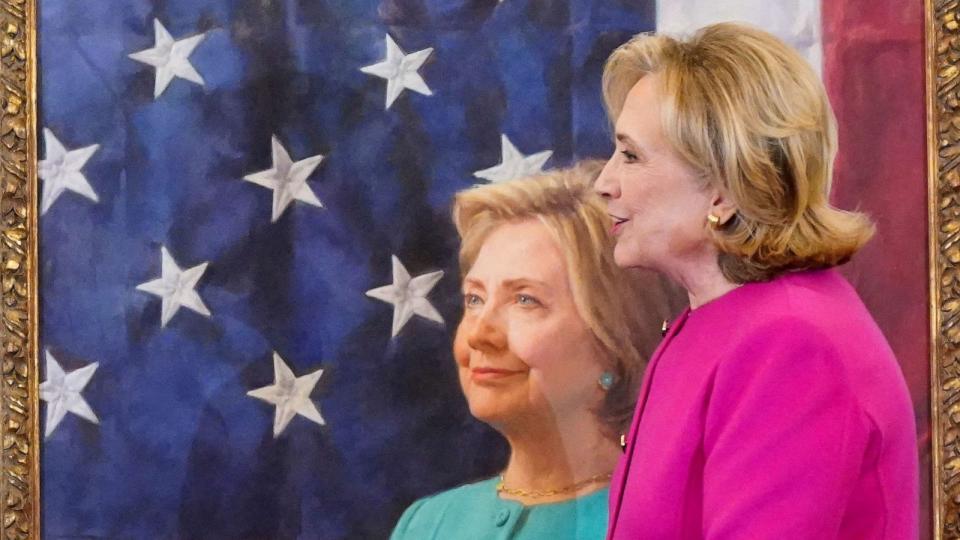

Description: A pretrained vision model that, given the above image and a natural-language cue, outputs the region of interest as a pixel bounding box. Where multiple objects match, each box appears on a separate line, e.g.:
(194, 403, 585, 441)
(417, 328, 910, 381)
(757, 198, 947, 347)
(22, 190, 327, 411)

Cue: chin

(613, 243, 648, 270)
(463, 386, 521, 427)
(466, 400, 513, 427)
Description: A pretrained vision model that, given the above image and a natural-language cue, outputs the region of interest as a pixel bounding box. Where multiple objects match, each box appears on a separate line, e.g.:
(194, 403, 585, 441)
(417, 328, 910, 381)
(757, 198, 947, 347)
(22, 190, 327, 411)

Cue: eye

(464, 293, 483, 308)
(620, 149, 639, 163)
(516, 294, 541, 307)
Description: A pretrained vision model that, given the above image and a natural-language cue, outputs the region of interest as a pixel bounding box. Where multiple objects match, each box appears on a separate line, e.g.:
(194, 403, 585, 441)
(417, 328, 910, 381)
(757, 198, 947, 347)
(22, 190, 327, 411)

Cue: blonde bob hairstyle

(452, 161, 683, 438)
(603, 22, 874, 283)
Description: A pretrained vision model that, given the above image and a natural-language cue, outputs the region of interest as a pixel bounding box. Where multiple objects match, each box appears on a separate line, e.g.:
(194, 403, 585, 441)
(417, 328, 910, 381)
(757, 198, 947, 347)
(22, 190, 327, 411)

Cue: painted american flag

(37, 0, 823, 538)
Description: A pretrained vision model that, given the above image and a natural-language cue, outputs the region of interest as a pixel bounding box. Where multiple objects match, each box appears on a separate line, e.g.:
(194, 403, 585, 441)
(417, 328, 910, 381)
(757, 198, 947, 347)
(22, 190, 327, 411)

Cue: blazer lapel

(606, 308, 690, 540)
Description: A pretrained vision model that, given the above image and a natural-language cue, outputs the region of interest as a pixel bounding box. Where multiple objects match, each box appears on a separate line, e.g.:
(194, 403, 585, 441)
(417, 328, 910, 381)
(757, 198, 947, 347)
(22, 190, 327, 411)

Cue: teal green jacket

(390, 477, 609, 540)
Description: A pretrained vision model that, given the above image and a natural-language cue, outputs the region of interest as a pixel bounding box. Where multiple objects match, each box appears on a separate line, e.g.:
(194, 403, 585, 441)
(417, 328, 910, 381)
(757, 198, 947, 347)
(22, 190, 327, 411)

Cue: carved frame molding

(0, 0, 37, 539)
(931, 0, 960, 538)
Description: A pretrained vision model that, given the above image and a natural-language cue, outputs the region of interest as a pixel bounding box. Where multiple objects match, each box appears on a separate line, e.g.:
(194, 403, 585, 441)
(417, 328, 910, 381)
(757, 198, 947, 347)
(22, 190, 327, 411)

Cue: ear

(707, 185, 738, 226)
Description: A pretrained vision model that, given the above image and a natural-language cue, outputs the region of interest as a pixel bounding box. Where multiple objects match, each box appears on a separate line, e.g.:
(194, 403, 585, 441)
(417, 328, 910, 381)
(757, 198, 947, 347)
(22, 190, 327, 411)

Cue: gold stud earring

(707, 213, 721, 228)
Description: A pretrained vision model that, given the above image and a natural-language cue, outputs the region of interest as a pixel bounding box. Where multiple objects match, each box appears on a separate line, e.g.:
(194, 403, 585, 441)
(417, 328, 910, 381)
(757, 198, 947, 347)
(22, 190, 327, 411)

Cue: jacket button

(495, 508, 510, 526)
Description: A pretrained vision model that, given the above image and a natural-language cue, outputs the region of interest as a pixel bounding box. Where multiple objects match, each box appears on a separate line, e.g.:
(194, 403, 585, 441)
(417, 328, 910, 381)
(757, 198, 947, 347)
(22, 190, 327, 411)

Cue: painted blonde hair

(603, 22, 874, 283)
(452, 161, 683, 437)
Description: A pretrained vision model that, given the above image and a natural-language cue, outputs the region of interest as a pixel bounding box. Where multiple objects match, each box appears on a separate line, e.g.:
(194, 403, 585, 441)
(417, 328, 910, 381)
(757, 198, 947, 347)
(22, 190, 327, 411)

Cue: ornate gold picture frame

(0, 0, 954, 537)
(931, 0, 960, 537)
(0, 0, 38, 538)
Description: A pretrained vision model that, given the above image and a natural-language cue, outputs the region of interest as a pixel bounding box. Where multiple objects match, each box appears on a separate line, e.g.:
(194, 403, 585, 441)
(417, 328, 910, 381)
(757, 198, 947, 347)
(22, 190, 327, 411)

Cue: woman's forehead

(615, 77, 664, 145)
(466, 221, 569, 286)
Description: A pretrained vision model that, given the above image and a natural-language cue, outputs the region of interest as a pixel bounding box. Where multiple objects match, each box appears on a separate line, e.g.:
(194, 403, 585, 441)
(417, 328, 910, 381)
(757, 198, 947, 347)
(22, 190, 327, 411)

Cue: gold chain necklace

(495, 472, 613, 499)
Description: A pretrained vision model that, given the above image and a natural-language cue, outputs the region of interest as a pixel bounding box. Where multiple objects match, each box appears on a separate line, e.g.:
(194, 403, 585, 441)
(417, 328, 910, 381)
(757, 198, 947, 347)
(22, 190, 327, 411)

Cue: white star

(136, 246, 211, 327)
(365, 255, 444, 337)
(473, 134, 553, 183)
(38, 128, 99, 215)
(128, 18, 206, 99)
(243, 136, 325, 223)
(247, 352, 325, 438)
(360, 34, 433, 109)
(39, 350, 99, 439)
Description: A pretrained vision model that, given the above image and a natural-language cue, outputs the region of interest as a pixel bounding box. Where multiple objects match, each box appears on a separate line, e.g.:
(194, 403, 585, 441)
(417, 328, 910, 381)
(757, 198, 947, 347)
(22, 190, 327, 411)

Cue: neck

(496, 408, 619, 505)
(664, 249, 739, 309)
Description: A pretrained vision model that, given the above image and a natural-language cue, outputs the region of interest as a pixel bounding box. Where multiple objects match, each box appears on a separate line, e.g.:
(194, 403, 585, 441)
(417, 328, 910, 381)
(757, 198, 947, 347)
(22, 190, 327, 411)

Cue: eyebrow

(616, 133, 639, 147)
(501, 278, 549, 290)
(462, 277, 549, 290)
(462, 277, 485, 290)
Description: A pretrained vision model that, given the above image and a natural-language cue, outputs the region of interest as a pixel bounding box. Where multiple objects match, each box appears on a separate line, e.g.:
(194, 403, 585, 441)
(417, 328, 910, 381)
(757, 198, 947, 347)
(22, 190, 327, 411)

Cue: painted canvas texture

(37, 1, 654, 538)
(37, 0, 929, 538)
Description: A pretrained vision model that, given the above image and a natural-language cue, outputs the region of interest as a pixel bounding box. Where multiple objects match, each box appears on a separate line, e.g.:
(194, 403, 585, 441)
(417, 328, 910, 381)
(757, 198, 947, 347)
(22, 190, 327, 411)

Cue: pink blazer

(608, 269, 918, 539)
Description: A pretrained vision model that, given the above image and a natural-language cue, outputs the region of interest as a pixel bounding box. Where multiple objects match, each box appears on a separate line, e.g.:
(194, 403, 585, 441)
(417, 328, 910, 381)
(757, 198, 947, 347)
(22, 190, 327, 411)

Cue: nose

(593, 157, 620, 200)
(466, 309, 507, 354)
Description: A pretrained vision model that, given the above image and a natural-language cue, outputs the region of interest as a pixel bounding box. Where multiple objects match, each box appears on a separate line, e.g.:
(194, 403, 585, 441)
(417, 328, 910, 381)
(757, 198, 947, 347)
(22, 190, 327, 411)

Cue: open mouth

(610, 215, 629, 234)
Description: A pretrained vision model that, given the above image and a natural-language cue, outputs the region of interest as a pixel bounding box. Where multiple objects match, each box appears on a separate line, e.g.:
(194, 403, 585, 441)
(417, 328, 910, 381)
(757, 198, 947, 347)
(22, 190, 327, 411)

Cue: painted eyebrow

(501, 278, 549, 290)
(462, 277, 485, 291)
(462, 278, 549, 291)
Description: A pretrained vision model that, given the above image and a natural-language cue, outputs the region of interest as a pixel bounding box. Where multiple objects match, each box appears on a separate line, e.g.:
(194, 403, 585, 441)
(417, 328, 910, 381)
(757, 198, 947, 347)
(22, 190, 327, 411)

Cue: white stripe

(656, 0, 822, 76)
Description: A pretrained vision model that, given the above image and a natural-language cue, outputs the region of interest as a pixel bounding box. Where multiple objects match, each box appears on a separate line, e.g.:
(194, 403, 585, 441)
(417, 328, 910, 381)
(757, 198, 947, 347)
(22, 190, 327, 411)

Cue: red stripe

(821, 2, 929, 537)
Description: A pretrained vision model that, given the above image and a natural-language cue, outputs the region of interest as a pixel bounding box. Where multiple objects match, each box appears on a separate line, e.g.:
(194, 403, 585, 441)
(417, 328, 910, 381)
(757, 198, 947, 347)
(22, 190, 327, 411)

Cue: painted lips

(470, 367, 525, 382)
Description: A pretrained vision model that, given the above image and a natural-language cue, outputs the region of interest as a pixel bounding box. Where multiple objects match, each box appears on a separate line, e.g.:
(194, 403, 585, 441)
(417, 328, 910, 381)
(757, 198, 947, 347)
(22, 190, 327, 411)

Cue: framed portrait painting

(0, 0, 953, 538)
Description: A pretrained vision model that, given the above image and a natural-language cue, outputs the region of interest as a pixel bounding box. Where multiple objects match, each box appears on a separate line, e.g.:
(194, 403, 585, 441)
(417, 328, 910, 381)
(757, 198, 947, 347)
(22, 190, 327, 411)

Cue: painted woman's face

(454, 219, 605, 431)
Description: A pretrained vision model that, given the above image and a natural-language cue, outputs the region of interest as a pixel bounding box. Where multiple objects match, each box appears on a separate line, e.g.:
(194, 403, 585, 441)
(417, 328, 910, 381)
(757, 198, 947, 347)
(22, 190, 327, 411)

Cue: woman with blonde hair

(595, 23, 918, 539)
(391, 162, 682, 539)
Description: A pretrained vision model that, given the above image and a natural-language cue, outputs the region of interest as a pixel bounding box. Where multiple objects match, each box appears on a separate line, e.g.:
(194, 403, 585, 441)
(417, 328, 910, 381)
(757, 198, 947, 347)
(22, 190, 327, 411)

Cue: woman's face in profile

(454, 219, 605, 430)
(595, 74, 715, 273)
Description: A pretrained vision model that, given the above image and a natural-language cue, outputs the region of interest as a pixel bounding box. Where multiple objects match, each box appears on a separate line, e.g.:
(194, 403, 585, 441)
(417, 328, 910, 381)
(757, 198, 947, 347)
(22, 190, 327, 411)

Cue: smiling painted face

(594, 74, 719, 275)
(454, 219, 605, 432)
